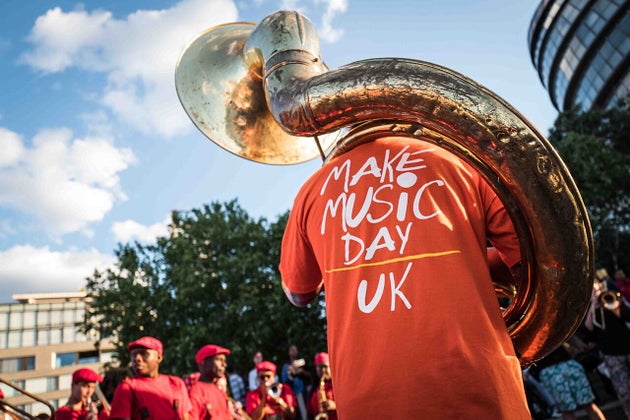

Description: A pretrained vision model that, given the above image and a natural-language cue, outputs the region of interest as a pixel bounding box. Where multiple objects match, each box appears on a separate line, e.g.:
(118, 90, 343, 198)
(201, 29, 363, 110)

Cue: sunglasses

(258, 373, 273, 380)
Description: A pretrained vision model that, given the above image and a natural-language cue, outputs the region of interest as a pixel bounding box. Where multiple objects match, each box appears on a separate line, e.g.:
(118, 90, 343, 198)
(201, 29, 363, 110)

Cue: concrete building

(528, 0, 630, 111)
(0, 292, 115, 415)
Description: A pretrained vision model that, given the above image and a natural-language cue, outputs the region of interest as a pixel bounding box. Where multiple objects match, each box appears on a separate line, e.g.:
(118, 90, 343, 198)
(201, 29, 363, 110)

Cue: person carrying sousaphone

(306, 353, 336, 420)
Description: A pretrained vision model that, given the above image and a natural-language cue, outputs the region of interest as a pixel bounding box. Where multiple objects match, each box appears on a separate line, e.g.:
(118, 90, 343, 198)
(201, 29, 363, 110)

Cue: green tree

(548, 101, 630, 270)
(83, 200, 327, 376)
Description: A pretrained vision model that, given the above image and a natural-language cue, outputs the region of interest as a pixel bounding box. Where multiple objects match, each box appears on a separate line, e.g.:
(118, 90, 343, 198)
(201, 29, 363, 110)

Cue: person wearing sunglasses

(245, 361, 296, 420)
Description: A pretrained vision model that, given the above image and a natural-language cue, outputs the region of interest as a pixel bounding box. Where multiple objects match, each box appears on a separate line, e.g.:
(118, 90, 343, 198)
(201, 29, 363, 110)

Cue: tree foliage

(83, 200, 326, 376)
(548, 101, 630, 270)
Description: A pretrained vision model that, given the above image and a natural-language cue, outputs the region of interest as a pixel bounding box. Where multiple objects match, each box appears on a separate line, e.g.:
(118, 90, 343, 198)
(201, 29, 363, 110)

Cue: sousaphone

(175, 10, 593, 365)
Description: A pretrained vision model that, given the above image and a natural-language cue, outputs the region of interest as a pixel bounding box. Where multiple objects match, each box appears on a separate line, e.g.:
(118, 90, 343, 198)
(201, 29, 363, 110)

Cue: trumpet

(591, 279, 622, 329)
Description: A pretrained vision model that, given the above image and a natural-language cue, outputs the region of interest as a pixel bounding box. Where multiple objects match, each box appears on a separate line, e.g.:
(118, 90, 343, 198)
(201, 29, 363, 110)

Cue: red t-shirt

(55, 406, 91, 420)
(280, 137, 529, 418)
(245, 386, 296, 419)
(307, 381, 337, 420)
(188, 380, 231, 420)
(109, 375, 192, 420)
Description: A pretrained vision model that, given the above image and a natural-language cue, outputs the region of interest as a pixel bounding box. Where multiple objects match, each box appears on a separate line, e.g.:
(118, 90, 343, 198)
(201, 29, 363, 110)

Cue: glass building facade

(528, 0, 630, 111)
(0, 293, 115, 415)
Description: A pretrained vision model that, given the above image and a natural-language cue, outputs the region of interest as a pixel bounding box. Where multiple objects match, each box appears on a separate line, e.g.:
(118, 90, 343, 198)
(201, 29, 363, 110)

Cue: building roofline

(11, 292, 88, 303)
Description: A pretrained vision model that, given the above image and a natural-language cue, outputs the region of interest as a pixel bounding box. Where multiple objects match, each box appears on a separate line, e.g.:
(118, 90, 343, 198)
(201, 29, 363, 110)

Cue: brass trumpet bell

(175, 22, 339, 164)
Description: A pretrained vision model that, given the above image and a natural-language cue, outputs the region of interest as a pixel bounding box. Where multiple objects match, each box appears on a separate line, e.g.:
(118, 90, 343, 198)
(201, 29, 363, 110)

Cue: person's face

(615, 271, 625, 281)
(71, 381, 96, 402)
(258, 370, 274, 387)
(316, 363, 330, 379)
(253, 352, 262, 365)
(130, 347, 162, 377)
(201, 354, 226, 379)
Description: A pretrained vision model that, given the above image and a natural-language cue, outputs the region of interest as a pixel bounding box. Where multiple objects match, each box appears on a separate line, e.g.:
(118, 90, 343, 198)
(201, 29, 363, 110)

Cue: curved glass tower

(528, 0, 630, 111)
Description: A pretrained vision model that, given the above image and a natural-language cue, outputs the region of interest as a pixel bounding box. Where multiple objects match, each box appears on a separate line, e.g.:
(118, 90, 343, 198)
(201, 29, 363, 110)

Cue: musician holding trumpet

(584, 275, 630, 417)
(306, 353, 336, 420)
(55, 368, 103, 420)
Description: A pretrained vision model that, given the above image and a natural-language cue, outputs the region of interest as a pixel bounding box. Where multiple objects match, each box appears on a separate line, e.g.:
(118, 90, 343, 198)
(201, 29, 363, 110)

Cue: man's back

(280, 136, 529, 418)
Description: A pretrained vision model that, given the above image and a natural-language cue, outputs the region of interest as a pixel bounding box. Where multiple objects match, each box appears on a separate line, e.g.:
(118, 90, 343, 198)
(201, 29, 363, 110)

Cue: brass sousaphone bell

(175, 11, 594, 365)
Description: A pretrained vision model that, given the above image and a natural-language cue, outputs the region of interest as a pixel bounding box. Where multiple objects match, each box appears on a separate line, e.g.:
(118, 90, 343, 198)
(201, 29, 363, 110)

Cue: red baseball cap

(127, 336, 163, 355)
(314, 352, 329, 366)
(195, 344, 231, 365)
(72, 368, 103, 384)
(256, 361, 277, 374)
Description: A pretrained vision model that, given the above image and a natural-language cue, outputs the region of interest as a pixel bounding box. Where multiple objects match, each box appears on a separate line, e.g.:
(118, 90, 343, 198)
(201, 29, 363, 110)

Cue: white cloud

(112, 216, 171, 243)
(0, 245, 115, 300)
(316, 0, 347, 42)
(20, 0, 239, 138)
(0, 128, 25, 167)
(0, 126, 135, 235)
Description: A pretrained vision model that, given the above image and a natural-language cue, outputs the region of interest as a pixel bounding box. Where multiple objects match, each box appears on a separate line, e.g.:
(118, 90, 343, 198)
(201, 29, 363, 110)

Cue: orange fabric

(280, 137, 529, 418)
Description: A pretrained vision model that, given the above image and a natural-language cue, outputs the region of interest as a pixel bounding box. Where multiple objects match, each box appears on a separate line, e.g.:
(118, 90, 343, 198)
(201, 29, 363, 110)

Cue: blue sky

(0, 0, 557, 302)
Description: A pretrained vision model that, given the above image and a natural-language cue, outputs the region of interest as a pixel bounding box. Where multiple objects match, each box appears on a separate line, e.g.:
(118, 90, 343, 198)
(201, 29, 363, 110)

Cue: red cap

(195, 344, 231, 365)
(314, 352, 329, 366)
(72, 368, 103, 383)
(127, 336, 163, 355)
(256, 361, 277, 374)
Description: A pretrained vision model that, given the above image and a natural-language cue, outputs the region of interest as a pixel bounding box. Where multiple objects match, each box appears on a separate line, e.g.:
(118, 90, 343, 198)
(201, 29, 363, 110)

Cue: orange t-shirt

(280, 137, 530, 418)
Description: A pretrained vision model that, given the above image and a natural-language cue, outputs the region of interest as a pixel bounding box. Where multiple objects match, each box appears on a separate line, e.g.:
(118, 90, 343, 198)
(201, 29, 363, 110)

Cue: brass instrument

(600, 290, 622, 310)
(591, 279, 622, 329)
(175, 11, 594, 365)
(315, 374, 330, 420)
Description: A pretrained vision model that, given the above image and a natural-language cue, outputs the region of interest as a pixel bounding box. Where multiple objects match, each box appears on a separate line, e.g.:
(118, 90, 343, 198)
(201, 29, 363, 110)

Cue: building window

(78, 350, 99, 365)
(25, 377, 47, 394)
(55, 352, 76, 368)
(47, 376, 59, 392)
(0, 356, 35, 373)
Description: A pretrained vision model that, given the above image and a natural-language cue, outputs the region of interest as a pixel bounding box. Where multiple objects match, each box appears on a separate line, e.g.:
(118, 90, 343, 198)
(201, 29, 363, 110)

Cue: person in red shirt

(55, 368, 103, 420)
(279, 137, 530, 418)
(306, 353, 336, 420)
(109, 336, 192, 420)
(246, 361, 296, 420)
(188, 344, 232, 420)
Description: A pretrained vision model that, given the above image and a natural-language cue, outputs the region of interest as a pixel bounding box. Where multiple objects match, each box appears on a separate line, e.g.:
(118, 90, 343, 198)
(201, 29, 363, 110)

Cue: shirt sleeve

(173, 376, 193, 417)
(279, 192, 324, 307)
(108, 380, 133, 419)
(245, 390, 262, 415)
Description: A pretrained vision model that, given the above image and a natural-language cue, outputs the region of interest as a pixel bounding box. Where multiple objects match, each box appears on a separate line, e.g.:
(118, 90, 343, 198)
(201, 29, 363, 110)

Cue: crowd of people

(46, 338, 335, 420)
(1, 267, 627, 419)
(524, 268, 630, 420)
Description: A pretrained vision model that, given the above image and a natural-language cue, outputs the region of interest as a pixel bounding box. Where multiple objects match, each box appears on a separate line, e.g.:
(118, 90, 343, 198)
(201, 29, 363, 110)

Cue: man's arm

(108, 380, 133, 420)
(281, 282, 321, 307)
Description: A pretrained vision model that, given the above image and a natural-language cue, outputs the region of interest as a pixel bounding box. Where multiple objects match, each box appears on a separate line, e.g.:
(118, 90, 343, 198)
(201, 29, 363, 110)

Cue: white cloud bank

(19, 0, 239, 138)
(0, 245, 115, 301)
(0, 126, 135, 235)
